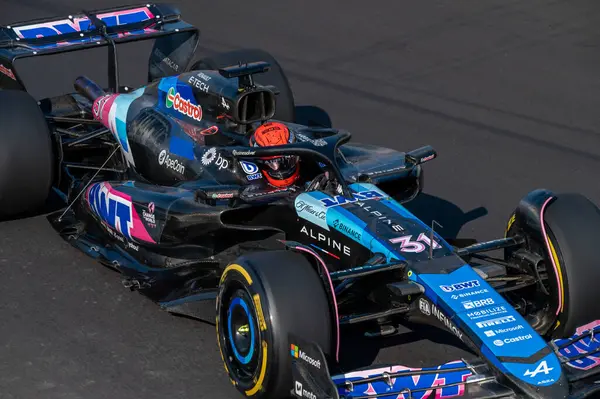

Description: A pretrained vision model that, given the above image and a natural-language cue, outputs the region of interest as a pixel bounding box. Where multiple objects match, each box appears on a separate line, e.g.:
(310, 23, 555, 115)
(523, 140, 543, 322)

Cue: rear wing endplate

(0, 3, 200, 92)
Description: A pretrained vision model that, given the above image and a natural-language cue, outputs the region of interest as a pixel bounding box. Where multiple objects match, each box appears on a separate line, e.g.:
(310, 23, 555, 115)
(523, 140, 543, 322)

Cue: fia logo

(419, 298, 431, 316)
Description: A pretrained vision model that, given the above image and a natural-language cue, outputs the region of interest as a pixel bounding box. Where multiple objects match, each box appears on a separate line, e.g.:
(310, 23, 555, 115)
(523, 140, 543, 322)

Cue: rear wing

(0, 3, 200, 92)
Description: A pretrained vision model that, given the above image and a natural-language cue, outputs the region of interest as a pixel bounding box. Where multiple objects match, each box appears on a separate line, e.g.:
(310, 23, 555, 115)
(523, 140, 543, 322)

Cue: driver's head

(249, 122, 300, 187)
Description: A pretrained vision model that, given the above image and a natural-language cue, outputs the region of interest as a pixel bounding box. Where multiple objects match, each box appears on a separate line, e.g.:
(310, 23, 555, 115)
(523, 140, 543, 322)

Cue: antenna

(429, 220, 443, 259)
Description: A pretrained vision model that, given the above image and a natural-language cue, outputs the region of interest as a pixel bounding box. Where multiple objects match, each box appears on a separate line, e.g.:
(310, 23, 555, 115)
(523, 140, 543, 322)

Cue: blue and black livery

(2, 4, 600, 399)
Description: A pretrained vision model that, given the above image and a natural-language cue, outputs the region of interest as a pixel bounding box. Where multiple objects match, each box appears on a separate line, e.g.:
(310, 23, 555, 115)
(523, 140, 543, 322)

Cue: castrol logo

(166, 87, 202, 121)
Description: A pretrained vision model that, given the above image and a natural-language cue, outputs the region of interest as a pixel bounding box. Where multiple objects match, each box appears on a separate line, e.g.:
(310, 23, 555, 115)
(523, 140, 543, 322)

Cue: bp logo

(165, 87, 202, 122)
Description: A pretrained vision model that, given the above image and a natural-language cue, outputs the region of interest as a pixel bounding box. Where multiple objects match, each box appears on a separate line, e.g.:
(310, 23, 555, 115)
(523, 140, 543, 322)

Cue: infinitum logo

(290, 344, 321, 369)
(165, 87, 202, 121)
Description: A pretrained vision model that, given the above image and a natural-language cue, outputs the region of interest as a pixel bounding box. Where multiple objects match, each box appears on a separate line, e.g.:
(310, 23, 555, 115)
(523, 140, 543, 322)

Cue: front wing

(290, 320, 600, 399)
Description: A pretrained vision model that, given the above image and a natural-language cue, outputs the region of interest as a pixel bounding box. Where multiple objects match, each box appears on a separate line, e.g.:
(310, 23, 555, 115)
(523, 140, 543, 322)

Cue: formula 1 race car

(3, 4, 600, 399)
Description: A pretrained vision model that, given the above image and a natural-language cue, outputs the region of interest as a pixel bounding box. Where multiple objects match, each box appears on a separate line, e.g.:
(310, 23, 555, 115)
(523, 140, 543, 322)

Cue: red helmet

(249, 122, 300, 187)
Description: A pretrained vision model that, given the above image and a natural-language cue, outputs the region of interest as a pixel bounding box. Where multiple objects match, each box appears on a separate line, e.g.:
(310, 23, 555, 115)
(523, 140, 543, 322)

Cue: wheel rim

(227, 296, 256, 365)
(219, 286, 261, 384)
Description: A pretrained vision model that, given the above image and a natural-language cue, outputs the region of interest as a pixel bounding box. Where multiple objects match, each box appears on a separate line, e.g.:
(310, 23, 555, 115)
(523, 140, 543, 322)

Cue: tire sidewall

(216, 264, 276, 398)
(505, 192, 600, 338)
(0, 90, 53, 217)
(216, 252, 332, 398)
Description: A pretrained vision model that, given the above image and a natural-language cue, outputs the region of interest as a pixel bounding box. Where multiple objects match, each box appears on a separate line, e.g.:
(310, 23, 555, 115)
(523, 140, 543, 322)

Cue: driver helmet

(249, 122, 300, 187)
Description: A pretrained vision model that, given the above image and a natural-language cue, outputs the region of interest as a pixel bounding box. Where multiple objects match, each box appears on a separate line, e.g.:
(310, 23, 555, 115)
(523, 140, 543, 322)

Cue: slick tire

(0, 90, 53, 218)
(538, 193, 600, 338)
(506, 191, 600, 338)
(189, 49, 296, 123)
(216, 250, 332, 398)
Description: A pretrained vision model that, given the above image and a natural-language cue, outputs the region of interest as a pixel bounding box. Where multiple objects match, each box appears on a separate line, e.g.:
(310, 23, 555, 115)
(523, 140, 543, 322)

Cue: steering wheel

(305, 171, 342, 196)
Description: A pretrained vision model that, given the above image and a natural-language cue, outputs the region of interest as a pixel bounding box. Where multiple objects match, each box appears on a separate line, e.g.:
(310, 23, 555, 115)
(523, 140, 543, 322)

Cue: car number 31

(389, 233, 442, 253)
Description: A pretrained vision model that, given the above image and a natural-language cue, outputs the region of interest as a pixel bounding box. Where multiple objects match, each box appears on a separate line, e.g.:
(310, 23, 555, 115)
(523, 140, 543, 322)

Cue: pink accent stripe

(294, 246, 340, 362)
(540, 196, 563, 315)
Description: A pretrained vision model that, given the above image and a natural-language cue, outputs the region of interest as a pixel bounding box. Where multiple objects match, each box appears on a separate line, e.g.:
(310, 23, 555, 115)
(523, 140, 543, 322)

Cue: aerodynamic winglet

(290, 334, 339, 399)
(405, 145, 437, 165)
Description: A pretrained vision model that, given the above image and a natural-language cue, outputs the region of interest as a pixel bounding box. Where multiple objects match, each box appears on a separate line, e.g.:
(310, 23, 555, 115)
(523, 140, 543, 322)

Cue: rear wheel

(216, 250, 332, 398)
(189, 49, 295, 123)
(0, 90, 53, 218)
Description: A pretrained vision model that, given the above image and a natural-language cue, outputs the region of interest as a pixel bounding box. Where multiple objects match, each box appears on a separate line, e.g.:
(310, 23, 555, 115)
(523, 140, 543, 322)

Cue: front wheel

(505, 190, 600, 338)
(216, 250, 333, 398)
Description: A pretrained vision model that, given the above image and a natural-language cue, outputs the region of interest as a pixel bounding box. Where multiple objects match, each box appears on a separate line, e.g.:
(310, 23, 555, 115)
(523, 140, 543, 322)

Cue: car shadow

(337, 321, 478, 373)
(403, 193, 488, 239)
(0, 190, 66, 223)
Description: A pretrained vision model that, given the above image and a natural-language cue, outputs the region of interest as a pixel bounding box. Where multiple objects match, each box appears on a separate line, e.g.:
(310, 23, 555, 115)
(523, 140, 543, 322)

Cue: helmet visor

(258, 155, 299, 179)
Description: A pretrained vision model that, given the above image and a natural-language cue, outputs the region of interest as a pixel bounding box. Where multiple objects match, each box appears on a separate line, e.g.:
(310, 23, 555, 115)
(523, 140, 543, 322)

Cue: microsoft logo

(290, 344, 299, 358)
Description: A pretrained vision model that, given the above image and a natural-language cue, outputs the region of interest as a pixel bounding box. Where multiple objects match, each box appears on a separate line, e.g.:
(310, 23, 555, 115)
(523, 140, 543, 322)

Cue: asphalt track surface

(1, 1, 600, 398)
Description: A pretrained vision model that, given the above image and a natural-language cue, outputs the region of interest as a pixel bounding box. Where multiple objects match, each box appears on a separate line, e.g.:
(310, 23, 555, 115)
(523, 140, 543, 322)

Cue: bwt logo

(320, 190, 383, 208)
(440, 280, 481, 293)
(87, 182, 134, 239)
(13, 7, 154, 39)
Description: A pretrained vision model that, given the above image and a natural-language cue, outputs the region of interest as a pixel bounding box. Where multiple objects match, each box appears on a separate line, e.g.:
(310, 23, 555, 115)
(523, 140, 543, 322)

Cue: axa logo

(320, 190, 383, 208)
(166, 87, 202, 121)
(440, 280, 481, 293)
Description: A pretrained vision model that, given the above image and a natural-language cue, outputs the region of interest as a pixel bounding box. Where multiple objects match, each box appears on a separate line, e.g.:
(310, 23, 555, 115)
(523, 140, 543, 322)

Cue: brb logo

(320, 190, 383, 208)
(13, 7, 154, 40)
